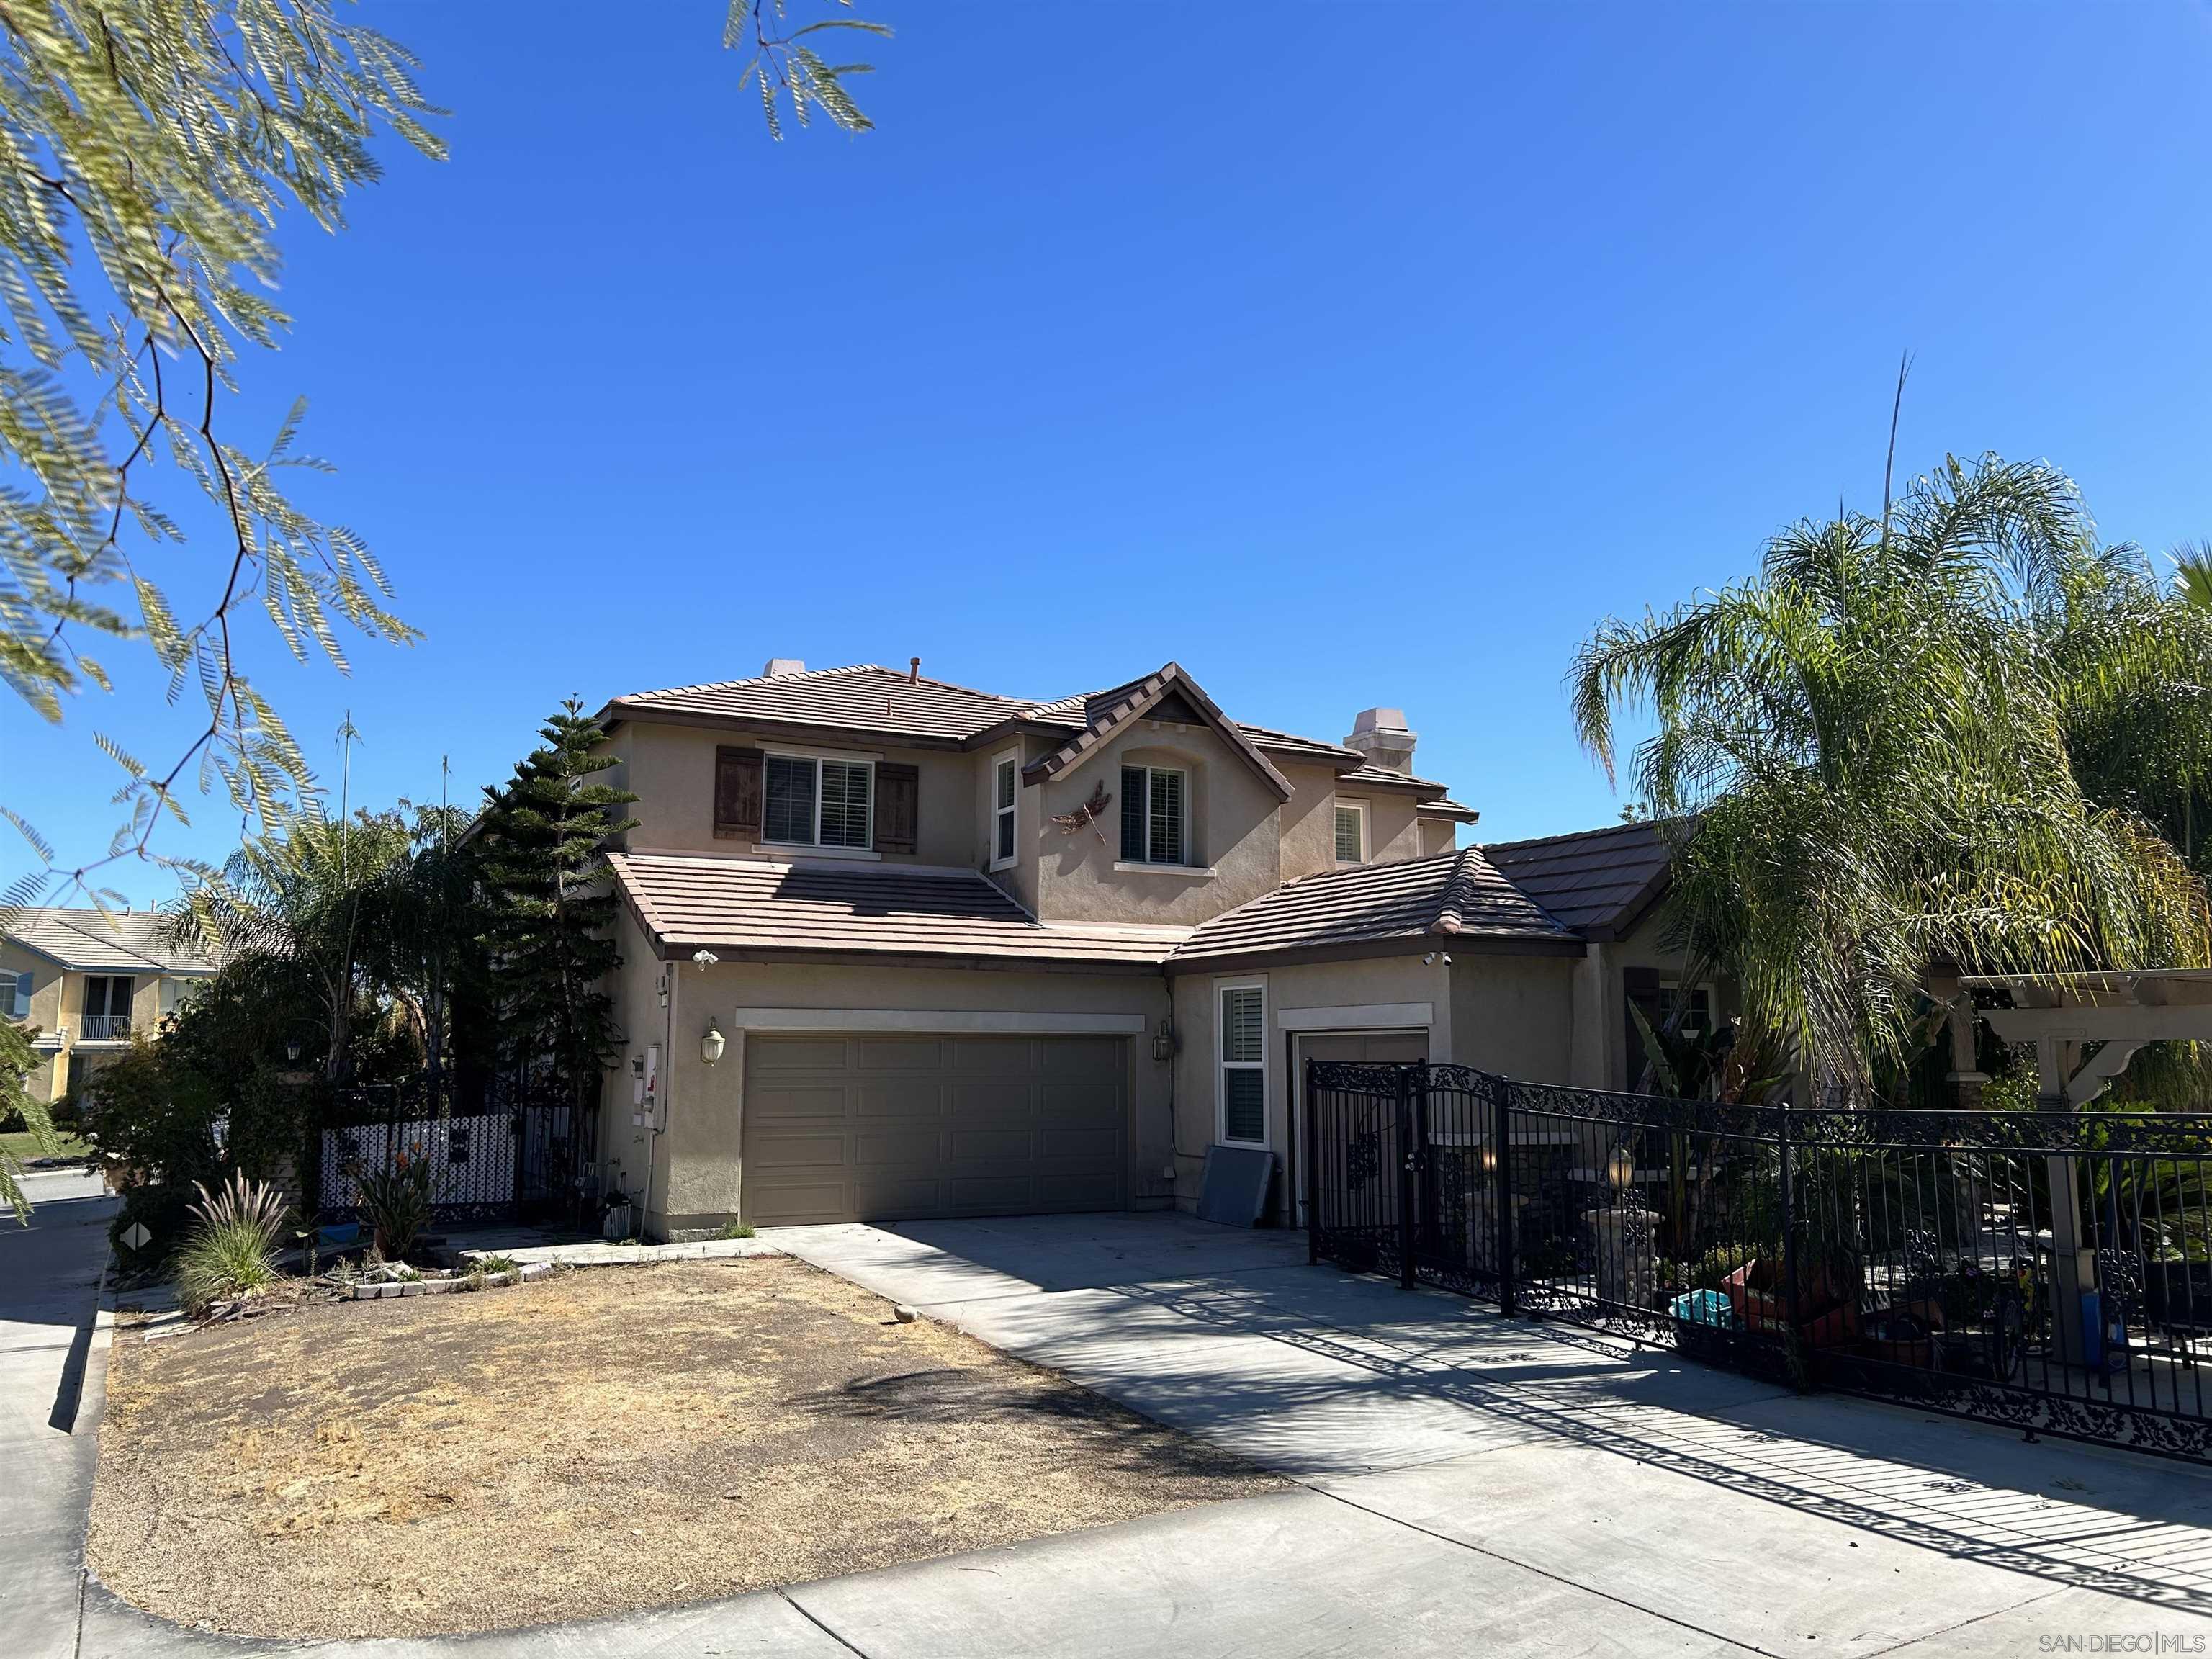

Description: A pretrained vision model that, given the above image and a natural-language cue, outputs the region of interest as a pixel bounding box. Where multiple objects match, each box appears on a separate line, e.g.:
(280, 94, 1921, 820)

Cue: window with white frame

(1218, 982, 1266, 1146)
(1658, 979, 1714, 1037)
(1120, 765, 1189, 865)
(763, 752, 873, 850)
(991, 750, 1019, 869)
(1334, 800, 1367, 864)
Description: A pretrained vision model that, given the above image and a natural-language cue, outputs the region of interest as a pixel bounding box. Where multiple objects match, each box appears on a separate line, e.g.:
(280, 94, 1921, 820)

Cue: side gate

(1304, 1058, 2212, 1467)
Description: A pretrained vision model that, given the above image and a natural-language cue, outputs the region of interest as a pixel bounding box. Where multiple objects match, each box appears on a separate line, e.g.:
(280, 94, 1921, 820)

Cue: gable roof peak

(1022, 662, 1293, 801)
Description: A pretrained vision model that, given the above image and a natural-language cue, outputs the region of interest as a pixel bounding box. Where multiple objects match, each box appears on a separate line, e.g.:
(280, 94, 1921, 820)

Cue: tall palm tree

(166, 809, 415, 1083)
(1571, 454, 2211, 1097)
(2174, 542, 2212, 610)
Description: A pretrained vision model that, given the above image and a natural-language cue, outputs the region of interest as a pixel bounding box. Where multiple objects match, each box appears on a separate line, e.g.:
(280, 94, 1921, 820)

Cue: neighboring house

(1, 908, 215, 1105)
(1483, 819, 1723, 1092)
(590, 660, 1697, 1238)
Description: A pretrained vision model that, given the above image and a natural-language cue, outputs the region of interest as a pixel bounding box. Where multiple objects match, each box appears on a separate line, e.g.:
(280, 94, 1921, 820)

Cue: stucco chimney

(1346, 707, 1417, 774)
(761, 658, 806, 678)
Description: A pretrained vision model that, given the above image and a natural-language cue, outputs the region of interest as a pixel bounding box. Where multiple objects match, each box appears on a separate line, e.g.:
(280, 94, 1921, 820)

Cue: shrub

(716, 1221, 755, 1241)
(473, 1254, 521, 1274)
(175, 1172, 290, 1316)
(352, 1147, 439, 1259)
(109, 1182, 196, 1272)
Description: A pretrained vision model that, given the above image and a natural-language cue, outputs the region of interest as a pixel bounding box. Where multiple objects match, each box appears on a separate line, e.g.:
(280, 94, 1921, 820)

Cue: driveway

(22, 1202, 2212, 1657)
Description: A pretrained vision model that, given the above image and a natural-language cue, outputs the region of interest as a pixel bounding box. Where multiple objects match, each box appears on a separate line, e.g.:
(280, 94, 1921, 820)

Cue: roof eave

(1165, 930, 1585, 975)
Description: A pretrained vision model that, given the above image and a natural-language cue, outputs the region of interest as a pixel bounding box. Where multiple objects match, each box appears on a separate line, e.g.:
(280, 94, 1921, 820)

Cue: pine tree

(477, 701, 639, 1102)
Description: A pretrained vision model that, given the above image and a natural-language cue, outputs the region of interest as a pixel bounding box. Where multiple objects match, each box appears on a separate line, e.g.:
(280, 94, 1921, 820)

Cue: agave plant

(175, 1172, 292, 1316)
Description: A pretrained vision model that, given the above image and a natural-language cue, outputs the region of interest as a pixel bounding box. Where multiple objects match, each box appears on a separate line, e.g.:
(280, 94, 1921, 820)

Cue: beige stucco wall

(610, 718, 979, 869)
(1034, 721, 1282, 927)
(1570, 905, 1736, 1092)
(1418, 815, 1460, 858)
(1277, 763, 1340, 884)
(1449, 952, 1579, 1083)
(600, 925, 1177, 1238)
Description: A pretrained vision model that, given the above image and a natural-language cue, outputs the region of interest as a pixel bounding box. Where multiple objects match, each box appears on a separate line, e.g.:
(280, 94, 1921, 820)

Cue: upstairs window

(1120, 765, 1188, 866)
(764, 753, 873, 850)
(1334, 801, 1367, 864)
(1218, 982, 1266, 1146)
(992, 752, 1019, 869)
(4, 971, 29, 1019)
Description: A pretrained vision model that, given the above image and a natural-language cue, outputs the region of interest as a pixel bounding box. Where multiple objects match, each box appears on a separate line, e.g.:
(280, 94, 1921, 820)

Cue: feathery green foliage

(1572, 453, 2212, 1097)
(0, 1017, 50, 1221)
(0, 1, 444, 906)
(726, 1, 891, 139)
(174, 1169, 289, 1315)
(476, 699, 638, 1100)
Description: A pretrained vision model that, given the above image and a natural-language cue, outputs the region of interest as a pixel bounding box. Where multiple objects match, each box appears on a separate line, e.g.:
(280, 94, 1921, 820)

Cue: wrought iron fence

(314, 1071, 597, 1228)
(1305, 1060, 2212, 1465)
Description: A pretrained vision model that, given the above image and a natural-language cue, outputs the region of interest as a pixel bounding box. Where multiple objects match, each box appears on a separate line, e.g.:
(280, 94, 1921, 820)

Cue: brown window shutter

(1622, 966, 1663, 1091)
(874, 762, 919, 854)
(715, 746, 763, 840)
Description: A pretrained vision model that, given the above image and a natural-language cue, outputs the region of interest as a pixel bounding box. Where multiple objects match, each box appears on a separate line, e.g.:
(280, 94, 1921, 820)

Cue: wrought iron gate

(1305, 1061, 2212, 1465)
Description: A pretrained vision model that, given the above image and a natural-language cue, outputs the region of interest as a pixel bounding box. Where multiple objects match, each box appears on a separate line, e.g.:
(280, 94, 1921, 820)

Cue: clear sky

(10, 2, 2212, 901)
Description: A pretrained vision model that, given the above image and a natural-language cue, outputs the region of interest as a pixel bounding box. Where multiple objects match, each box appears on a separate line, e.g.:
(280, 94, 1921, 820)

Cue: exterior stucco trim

(725, 1007, 1149, 1035)
(1168, 934, 1586, 975)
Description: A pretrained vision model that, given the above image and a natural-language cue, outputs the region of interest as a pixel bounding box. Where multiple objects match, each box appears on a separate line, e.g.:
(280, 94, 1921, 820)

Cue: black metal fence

(313, 1071, 598, 1228)
(1305, 1060, 2212, 1465)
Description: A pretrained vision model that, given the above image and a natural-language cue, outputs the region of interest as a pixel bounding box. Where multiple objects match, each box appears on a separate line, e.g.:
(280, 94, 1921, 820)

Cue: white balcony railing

(78, 1014, 131, 1041)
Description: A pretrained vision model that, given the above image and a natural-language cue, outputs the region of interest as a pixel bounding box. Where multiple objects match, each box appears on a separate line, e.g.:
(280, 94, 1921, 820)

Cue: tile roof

(1419, 796, 1481, 822)
(604, 665, 1053, 745)
(1233, 721, 1360, 766)
(5, 907, 214, 974)
(1168, 848, 1577, 968)
(608, 853, 1183, 966)
(1336, 761, 1452, 798)
(1022, 663, 1293, 801)
(1482, 819, 1678, 941)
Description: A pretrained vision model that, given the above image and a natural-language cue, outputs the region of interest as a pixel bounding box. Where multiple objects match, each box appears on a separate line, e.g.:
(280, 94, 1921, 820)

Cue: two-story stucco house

(590, 660, 1697, 1239)
(1, 908, 215, 1105)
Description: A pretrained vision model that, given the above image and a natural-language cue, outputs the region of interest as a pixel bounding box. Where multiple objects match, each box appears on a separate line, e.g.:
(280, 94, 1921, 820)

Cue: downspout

(642, 961, 675, 1242)
(1159, 961, 1177, 1201)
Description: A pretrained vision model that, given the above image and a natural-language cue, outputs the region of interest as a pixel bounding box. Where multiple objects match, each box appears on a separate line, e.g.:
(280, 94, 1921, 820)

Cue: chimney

(909, 657, 920, 685)
(1345, 707, 1417, 775)
(762, 658, 806, 678)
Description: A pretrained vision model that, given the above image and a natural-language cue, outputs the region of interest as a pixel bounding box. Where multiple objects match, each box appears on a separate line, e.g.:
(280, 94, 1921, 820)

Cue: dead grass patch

(86, 1256, 1282, 1640)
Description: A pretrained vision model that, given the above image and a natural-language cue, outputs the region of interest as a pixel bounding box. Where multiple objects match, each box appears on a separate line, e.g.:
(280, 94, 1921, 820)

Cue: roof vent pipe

(909, 657, 920, 685)
(763, 658, 806, 678)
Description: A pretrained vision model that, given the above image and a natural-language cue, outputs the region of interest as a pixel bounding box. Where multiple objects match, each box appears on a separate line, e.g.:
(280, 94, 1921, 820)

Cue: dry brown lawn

(87, 1256, 1283, 1640)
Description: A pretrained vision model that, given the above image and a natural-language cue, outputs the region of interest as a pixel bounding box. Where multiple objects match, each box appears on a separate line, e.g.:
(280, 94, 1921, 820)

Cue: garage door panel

(747, 1083, 850, 1123)
(855, 1082, 944, 1120)
(947, 1079, 1036, 1119)
(751, 1039, 850, 1072)
(744, 1033, 1126, 1224)
(855, 1128, 944, 1166)
(1038, 1127, 1119, 1161)
(1038, 1038, 1121, 1079)
(854, 1036, 946, 1071)
(746, 1130, 852, 1167)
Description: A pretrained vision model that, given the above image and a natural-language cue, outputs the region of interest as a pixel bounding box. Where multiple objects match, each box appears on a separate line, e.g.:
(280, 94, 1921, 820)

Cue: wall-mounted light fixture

(285, 1039, 302, 1064)
(701, 1022, 726, 1066)
(1151, 1020, 1176, 1063)
(1606, 1144, 1637, 1195)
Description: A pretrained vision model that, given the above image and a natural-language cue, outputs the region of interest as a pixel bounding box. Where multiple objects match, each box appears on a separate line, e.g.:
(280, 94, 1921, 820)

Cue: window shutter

(1150, 769, 1185, 864)
(714, 745, 763, 839)
(1120, 767, 1145, 861)
(875, 762, 920, 854)
(1622, 966, 1663, 1091)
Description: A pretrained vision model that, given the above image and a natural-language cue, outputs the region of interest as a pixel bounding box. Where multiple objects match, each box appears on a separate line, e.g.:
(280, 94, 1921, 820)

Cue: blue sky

(11, 2, 2212, 901)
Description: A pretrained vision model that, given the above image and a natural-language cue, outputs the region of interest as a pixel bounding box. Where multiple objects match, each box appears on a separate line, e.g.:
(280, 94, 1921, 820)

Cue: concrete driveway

(26, 1202, 2212, 1657)
(767, 1212, 2212, 1658)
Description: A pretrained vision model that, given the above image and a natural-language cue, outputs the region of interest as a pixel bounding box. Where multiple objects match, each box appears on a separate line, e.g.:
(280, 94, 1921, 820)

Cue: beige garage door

(742, 1034, 1130, 1226)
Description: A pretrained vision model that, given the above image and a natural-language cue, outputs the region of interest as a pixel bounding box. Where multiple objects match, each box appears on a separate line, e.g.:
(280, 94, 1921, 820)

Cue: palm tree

(166, 809, 415, 1083)
(2175, 542, 2212, 610)
(1571, 454, 2211, 1098)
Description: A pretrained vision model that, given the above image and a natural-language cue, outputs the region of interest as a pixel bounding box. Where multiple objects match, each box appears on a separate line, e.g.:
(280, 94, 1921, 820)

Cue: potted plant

(1721, 1250, 1862, 1351)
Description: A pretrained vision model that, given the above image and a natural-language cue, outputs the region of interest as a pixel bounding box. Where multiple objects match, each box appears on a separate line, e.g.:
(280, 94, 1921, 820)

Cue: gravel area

(86, 1256, 1283, 1640)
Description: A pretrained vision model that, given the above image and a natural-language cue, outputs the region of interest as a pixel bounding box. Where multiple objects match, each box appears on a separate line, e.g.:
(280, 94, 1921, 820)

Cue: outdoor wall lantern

(284, 1039, 302, 1064)
(1478, 1143, 1498, 1177)
(1151, 1020, 1176, 1063)
(700, 1022, 726, 1066)
(1606, 1145, 1637, 1195)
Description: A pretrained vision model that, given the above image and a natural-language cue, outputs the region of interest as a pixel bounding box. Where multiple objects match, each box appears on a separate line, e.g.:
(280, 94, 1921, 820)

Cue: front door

(1289, 1030, 1428, 1228)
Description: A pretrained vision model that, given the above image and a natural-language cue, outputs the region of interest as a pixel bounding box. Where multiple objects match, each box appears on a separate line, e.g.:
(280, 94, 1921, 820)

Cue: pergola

(1959, 968, 2212, 1363)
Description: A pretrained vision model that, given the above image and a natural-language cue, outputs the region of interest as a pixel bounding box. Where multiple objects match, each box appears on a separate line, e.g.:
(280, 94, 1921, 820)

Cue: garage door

(742, 1034, 1130, 1226)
